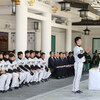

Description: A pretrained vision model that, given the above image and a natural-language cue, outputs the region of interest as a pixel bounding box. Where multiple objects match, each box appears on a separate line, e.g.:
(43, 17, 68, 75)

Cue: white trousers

(19, 72, 26, 84)
(5, 73, 12, 91)
(11, 73, 19, 88)
(72, 62, 83, 92)
(32, 71, 39, 82)
(0, 74, 7, 91)
(24, 72, 33, 83)
(43, 70, 51, 79)
(38, 70, 44, 82)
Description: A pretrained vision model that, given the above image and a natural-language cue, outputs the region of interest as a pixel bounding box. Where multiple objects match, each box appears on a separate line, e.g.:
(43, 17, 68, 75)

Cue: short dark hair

(72, 51, 74, 54)
(41, 52, 45, 56)
(9, 53, 14, 58)
(49, 51, 53, 55)
(0, 51, 3, 55)
(59, 52, 63, 55)
(74, 37, 81, 44)
(95, 50, 97, 53)
(25, 50, 30, 55)
(35, 51, 40, 55)
(3, 52, 9, 56)
(17, 51, 23, 56)
(30, 50, 35, 54)
(69, 51, 72, 55)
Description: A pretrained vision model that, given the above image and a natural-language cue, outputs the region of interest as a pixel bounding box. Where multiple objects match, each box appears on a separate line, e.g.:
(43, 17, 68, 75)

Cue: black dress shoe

(44, 79, 48, 82)
(14, 87, 19, 89)
(78, 90, 83, 93)
(0, 91, 5, 93)
(74, 90, 83, 94)
(8, 88, 13, 91)
(37, 81, 40, 84)
(24, 82, 29, 87)
(56, 77, 61, 79)
(19, 84, 23, 88)
(29, 82, 33, 85)
(41, 79, 45, 82)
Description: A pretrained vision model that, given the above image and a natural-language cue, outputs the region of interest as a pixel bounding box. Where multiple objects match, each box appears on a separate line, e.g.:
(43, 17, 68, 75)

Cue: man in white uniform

(72, 37, 91, 93)
(30, 50, 39, 83)
(3, 52, 13, 91)
(8, 54, 19, 89)
(34, 51, 44, 83)
(40, 52, 51, 81)
(0, 52, 7, 93)
(23, 50, 34, 85)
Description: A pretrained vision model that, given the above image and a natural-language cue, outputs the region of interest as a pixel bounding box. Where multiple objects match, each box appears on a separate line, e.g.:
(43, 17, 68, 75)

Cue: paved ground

(26, 79, 100, 100)
(0, 74, 88, 100)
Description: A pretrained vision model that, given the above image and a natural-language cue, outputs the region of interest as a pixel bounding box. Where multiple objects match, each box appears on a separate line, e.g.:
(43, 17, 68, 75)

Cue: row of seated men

(0, 50, 51, 93)
(48, 51, 75, 79)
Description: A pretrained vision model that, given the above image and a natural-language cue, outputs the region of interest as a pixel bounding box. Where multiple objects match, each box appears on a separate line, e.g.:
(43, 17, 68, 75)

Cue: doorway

(0, 32, 8, 52)
(51, 35, 55, 52)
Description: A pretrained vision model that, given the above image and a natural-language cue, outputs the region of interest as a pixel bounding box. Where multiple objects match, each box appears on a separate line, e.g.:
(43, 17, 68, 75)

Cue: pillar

(41, 13, 51, 60)
(66, 19, 72, 52)
(16, 0, 27, 55)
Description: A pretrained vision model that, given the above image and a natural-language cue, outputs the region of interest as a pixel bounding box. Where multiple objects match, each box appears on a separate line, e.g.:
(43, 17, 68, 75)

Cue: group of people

(48, 51, 75, 79)
(0, 49, 75, 93)
(83, 50, 100, 71)
(0, 50, 51, 93)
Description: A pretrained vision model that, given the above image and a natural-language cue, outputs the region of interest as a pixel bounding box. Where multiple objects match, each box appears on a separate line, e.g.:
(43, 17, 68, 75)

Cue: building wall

(52, 27, 66, 52)
(1, 15, 100, 54)
(0, 16, 41, 51)
(0, 16, 67, 52)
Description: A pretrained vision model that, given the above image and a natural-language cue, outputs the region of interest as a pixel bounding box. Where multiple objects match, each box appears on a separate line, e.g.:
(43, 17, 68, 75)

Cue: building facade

(0, 0, 100, 58)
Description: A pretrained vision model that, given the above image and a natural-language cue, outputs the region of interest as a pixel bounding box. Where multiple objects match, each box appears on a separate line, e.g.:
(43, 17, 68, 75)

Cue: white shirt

(34, 57, 41, 67)
(0, 60, 5, 71)
(17, 58, 25, 66)
(29, 58, 36, 66)
(24, 57, 31, 66)
(74, 45, 85, 63)
(40, 58, 47, 68)
(9, 60, 18, 70)
(3, 60, 11, 71)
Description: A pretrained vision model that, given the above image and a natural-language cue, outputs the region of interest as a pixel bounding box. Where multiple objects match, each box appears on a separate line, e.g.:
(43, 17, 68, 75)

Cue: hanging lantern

(79, 9, 89, 19)
(83, 27, 90, 35)
(34, 22, 39, 32)
(58, 0, 71, 11)
(11, 0, 16, 14)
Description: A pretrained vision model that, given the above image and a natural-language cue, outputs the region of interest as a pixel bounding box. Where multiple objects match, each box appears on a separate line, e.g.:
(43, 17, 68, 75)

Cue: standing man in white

(72, 37, 91, 93)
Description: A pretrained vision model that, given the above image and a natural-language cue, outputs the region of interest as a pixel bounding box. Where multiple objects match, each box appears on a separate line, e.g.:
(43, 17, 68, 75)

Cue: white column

(66, 19, 72, 52)
(16, 0, 27, 54)
(41, 13, 51, 60)
(35, 22, 41, 51)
